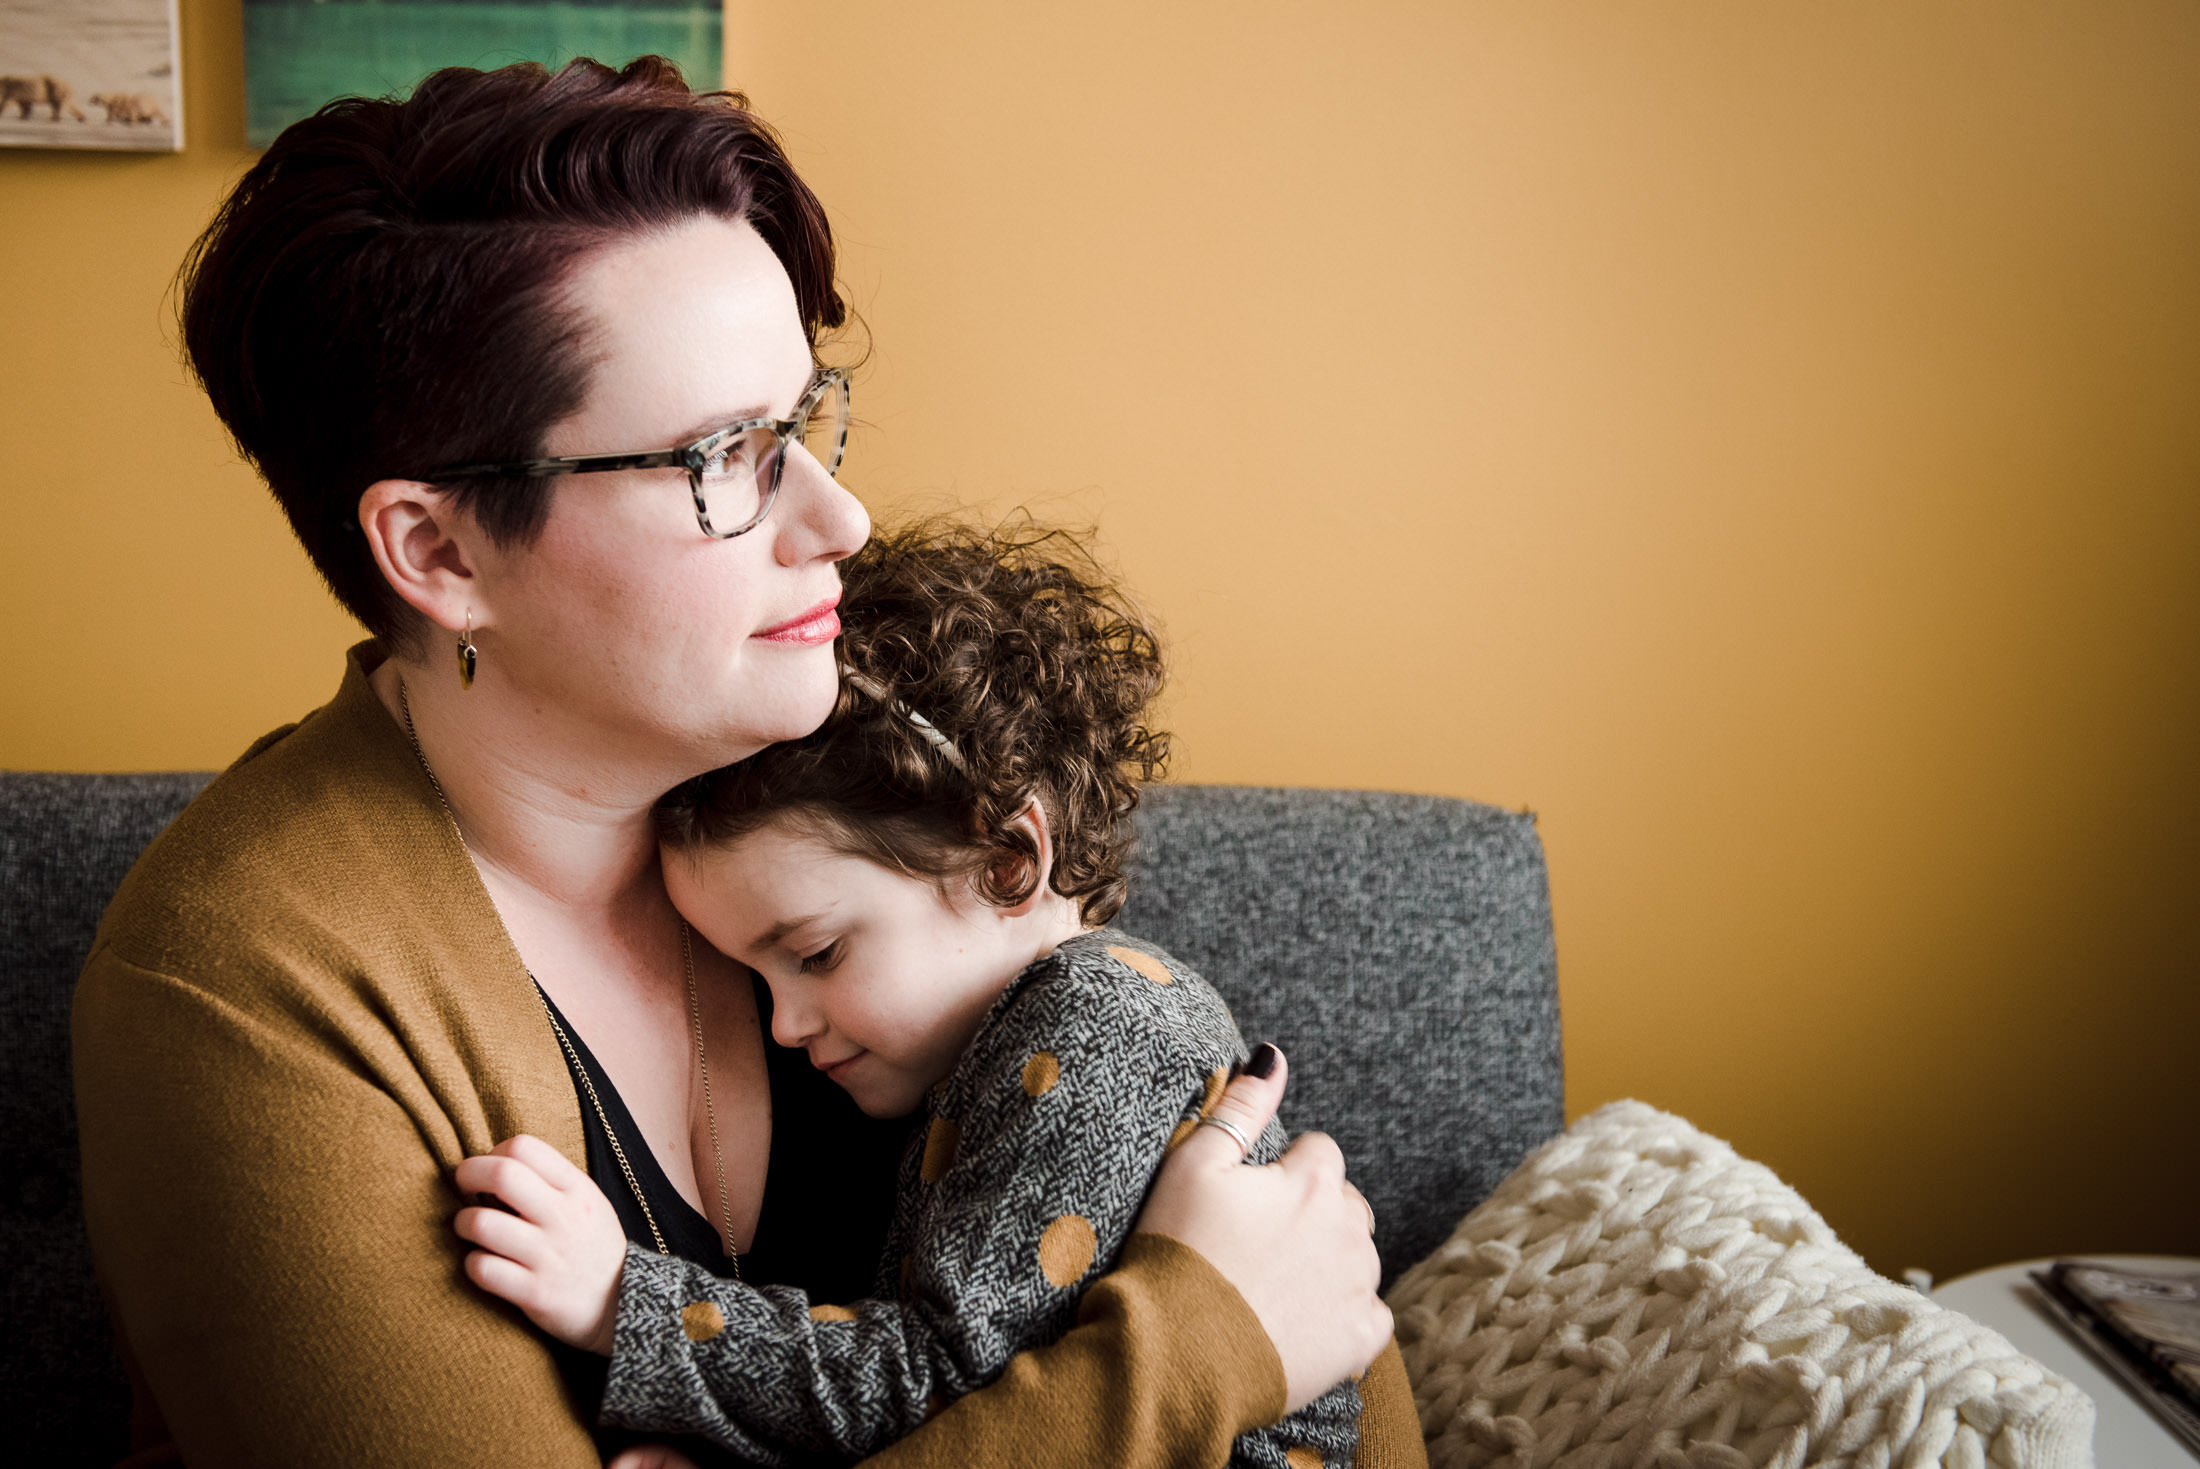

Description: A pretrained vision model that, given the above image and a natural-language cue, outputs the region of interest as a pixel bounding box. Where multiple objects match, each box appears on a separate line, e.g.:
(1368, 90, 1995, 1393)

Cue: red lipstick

(754, 594, 841, 645)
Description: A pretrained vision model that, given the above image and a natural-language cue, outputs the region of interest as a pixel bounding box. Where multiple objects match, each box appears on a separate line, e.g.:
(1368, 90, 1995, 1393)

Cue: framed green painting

(244, 0, 722, 147)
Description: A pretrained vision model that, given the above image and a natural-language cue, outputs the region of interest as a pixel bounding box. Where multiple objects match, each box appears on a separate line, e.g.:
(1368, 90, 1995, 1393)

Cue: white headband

(841, 668, 969, 774)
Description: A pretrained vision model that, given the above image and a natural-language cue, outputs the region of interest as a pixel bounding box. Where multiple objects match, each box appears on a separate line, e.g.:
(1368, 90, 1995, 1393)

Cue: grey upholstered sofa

(0, 772, 1563, 1467)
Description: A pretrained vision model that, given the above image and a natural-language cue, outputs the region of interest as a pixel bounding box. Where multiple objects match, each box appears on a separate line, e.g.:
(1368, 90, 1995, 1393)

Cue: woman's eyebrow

(670, 372, 822, 446)
(669, 406, 770, 445)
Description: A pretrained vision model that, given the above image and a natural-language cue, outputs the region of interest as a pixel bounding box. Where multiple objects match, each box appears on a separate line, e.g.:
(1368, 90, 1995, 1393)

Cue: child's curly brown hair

(655, 517, 1169, 925)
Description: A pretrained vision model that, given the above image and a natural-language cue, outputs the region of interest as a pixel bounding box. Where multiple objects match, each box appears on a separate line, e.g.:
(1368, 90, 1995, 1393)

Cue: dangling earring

(456, 611, 478, 690)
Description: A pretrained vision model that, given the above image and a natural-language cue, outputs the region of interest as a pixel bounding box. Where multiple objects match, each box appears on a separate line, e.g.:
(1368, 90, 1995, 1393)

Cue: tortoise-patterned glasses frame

(426, 368, 850, 540)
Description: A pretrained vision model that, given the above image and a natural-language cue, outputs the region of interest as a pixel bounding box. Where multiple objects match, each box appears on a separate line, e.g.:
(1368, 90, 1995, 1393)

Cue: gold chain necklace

(398, 679, 740, 1277)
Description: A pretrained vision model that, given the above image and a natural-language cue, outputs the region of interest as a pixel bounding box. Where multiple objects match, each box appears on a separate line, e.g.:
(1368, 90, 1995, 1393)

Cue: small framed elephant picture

(0, 0, 181, 152)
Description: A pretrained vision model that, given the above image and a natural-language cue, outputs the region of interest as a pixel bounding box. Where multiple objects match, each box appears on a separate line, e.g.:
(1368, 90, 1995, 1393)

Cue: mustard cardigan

(73, 647, 1419, 1468)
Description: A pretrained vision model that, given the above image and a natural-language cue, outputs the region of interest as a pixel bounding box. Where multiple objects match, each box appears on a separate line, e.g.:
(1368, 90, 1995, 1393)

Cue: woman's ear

(990, 798, 1057, 917)
(356, 478, 484, 634)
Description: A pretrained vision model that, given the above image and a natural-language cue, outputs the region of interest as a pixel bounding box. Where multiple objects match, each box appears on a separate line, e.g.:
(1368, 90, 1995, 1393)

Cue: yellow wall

(5, 1, 2196, 1278)
(1, 0, 362, 763)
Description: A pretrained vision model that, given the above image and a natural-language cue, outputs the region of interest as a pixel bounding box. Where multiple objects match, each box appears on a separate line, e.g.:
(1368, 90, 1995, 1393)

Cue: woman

(72, 58, 1401, 1468)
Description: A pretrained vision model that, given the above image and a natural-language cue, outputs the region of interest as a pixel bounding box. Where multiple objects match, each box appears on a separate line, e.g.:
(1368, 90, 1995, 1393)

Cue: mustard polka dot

(1168, 1118, 1199, 1150)
(1107, 945, 1173, 985)
(921, 1117, 960, 1183)
(809, 1303, 858, 1323)
(680, 1301, 726, 1342)
(1038, 1214, 1098, 1287)
(1284, 1449, 1324, 1469)
(1200, 1066, 1228, 1117)
(1022, 1051, 1061, 1096)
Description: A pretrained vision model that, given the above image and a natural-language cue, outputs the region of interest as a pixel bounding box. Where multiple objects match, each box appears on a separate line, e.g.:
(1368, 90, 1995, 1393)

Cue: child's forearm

(598, 1236, 1358, 1469)
(599, 1243, 987, 1461)
(860, 1233, 1293, 1469)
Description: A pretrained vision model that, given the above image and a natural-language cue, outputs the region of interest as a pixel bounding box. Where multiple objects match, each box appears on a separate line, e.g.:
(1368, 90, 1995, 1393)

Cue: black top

(535, 976, 916, 1458)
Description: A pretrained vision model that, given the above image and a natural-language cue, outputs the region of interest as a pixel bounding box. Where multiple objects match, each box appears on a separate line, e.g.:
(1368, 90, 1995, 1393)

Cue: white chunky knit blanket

(1387, 1102, 2093, 1469)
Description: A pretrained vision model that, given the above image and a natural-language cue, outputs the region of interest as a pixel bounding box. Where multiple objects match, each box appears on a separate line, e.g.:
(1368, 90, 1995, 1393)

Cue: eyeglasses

(427, 369, 851, 539)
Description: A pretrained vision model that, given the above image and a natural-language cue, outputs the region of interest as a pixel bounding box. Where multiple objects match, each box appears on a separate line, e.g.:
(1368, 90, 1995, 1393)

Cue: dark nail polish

(1245, 1042, 1279, 1080)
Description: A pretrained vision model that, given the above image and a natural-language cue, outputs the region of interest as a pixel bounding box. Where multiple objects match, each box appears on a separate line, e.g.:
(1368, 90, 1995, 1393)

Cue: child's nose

(770, 984, 824, 1049)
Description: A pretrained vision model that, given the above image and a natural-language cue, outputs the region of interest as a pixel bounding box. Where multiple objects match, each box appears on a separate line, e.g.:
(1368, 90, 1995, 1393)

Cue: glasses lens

(692, 377, 849, 537)
(799, 376, 850, 478)
(695, 427, 775, 536)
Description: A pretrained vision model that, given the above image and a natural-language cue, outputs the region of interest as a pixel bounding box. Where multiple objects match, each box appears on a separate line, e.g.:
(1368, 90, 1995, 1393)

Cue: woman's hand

(452, 1133, 628, 1355)
(1132, 1046, 1390, 1414)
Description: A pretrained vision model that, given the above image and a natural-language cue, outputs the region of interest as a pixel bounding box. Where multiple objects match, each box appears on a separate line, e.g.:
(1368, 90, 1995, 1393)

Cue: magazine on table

(2031, 1259, 2200, 1457)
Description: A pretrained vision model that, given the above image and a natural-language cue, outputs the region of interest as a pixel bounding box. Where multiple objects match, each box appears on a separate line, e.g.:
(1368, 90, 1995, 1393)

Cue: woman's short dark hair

(179, 56, 843, 642)
(655, 519, 1170, 926)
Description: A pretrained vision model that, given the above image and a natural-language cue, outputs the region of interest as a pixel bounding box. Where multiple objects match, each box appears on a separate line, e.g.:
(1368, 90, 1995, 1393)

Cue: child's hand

(453, 1134, 627, 1355)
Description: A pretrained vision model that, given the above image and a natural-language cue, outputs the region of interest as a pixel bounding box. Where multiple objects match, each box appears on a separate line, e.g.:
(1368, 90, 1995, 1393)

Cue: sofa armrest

(1386, 1101, 2094, 1469)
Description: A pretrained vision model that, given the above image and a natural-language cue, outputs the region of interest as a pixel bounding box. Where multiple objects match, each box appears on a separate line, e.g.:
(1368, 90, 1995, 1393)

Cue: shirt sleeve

(600, 940, 1265, 1461)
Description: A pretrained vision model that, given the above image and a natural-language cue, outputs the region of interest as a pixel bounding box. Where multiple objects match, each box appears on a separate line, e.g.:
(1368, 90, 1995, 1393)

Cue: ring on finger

(1196, 1115, 1252, 1159)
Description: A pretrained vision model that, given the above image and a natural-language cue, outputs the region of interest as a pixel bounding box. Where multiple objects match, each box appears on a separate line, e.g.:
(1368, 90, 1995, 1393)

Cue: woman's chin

(723, 659, 843, 750)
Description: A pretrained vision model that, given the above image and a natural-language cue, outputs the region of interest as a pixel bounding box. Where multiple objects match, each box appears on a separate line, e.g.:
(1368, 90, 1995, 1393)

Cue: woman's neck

(367, 653, 686, 910)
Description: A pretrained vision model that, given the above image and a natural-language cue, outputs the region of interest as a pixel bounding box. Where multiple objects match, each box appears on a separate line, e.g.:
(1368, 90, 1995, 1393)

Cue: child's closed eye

(798, 938, 845, 974)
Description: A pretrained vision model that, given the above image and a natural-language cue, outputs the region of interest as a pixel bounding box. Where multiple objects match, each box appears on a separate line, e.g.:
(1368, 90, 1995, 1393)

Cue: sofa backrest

(1120, 784, 1564, 1287)
(1, 772, 1561, 1465)
(2, 772, 211, 1467)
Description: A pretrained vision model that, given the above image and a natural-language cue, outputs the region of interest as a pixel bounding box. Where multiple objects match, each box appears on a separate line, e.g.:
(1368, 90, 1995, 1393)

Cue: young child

(459, 520, 1361, 1468)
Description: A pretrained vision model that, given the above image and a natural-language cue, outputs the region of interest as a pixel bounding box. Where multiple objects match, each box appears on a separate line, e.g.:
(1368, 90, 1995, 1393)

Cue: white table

(1934, 1256, 2197, 1469)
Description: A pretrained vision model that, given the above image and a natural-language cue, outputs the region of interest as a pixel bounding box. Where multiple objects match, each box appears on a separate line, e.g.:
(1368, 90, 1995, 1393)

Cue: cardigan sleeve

(1351, 1341, 1431, 1469)
(73, 951, 607, 1469)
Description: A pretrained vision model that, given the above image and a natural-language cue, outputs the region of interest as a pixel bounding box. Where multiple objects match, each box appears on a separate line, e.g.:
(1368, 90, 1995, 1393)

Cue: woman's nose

(772, 444, 870, 567)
